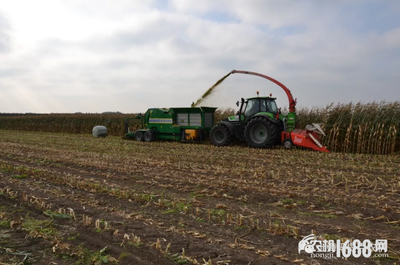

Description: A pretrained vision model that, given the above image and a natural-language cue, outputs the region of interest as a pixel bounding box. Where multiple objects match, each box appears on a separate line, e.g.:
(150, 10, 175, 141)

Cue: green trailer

(124, 107, 217, 142)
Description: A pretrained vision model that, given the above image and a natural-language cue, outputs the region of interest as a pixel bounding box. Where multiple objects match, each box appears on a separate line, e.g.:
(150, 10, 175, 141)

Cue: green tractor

(209, 70, 329, 153)
(210, 94, 293, 148)
(210, 70, 297, 148)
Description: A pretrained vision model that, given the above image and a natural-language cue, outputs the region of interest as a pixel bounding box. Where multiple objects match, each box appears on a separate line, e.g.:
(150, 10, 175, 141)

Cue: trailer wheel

(135, 131, 144, 141)
(210, 124, 231, 146)
(144, 131, 153, 142)
(283, 138, 293, 149)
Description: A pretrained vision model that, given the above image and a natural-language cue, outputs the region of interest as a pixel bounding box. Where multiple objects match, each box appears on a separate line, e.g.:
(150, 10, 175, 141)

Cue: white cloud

(0, 13, 11, 53)
(0, 0, 399, 113)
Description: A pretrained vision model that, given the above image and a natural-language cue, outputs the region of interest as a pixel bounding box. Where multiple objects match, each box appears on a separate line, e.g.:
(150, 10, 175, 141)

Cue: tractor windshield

(244, 98, 278, 118)
(244, 99, 260, 118)
(264, 99, 278, 114)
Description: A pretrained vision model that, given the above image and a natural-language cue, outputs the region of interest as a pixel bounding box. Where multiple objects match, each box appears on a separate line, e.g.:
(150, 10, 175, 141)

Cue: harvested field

(0, 129, 399, 264)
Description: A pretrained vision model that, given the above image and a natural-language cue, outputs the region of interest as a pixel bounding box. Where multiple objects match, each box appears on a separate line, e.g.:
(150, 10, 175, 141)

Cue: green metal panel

(286, 112, 296, 132)
(227, 115, 244, 122)
(255, 112, 275, 119)
(136, 106, 217, 141)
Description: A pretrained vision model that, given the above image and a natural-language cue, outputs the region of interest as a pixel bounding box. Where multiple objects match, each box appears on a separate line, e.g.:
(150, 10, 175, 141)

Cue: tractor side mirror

(236, 101, 239, 107)
(236, 111, 240, 115)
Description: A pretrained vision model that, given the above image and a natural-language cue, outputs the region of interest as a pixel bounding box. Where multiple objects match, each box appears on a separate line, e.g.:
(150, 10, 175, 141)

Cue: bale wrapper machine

(124, 107, 217, 142)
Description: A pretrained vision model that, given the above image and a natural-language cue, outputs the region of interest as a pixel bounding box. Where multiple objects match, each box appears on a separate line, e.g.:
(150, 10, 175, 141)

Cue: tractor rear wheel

(244, 117, 278, 148)
(210, 124, 231, 146)
(135, 131, 144, 141)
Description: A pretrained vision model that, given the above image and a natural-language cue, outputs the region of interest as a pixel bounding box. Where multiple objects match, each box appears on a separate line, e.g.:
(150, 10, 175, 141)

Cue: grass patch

(73, 246, 118, 265)
(0, 220, 10, 228)
(43, 210, 72, 219)
(210, 209, 226, 216)
(195, 217, 205, 223)
(12, 174, 28, 179)
(296, 200, 307, 206)
(169, 252, 190, 264)
(281, 198, 293, 205)
(162, 202, 190, 214)
(234, 225, 248, 231)
(67, 233, 80, 241)
(317, 214, 337, 219)
(22, 218, 56, 240)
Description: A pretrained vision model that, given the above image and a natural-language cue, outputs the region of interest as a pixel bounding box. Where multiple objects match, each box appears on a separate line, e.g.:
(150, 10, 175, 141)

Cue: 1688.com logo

(298, 234, 388, 259)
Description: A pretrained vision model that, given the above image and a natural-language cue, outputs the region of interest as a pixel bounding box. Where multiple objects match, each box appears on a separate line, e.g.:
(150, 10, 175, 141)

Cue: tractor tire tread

(244, 116, 278, 148)
(210, 124, 232, 146)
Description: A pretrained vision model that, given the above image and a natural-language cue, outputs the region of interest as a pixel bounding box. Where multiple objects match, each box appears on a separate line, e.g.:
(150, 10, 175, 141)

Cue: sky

(0, 0, 399, 113)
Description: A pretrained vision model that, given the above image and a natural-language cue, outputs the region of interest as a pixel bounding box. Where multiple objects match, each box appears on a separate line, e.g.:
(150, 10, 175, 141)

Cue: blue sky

(0, 0, 399, 113)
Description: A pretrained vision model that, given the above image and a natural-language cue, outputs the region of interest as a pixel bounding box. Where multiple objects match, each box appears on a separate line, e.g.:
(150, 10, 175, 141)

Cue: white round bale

(92, 125, 107, 138)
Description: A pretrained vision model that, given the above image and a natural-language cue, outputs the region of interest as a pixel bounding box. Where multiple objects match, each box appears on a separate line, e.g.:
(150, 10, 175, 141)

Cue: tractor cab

(235, 95, 279, 122)
(242, 96, 278, 121)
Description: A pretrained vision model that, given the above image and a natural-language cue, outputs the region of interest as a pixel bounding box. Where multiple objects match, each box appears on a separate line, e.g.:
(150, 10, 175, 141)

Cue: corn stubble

(0, 129, 399, 264)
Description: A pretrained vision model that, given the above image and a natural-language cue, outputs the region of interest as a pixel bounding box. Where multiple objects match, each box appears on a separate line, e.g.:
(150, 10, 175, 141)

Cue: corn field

(296, 101, 400, 154)
(0, 101, 399, 154)
(0, 113, 133, 136)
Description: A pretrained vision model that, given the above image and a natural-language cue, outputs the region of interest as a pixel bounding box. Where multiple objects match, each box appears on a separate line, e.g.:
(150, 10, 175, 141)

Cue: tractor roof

(246, 96, 276, 100)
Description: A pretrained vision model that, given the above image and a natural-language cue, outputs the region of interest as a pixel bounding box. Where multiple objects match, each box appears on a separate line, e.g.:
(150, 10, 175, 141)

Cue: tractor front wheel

(244, 117, 278, 148)
(210, 124, 231, 146)
(283, 138, 293, 149)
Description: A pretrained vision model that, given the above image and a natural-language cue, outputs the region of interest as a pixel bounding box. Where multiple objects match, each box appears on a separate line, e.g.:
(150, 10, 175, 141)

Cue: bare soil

(0, 130, 399, 265)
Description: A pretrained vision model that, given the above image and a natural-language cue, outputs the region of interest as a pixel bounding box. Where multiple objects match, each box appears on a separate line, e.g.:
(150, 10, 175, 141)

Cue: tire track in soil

(1, 135, 399, 264)
(2, 150, 399, 217)
(1, 152, 398, 251)
(0, 179, 190, 264)
(0, 196, 75, 265)
(2, 158, 395, 264)
(1, 140, 397, 207)
(1, 153, 399, 241)
(1, 167, 292, 264)
(0, 176, 178, 265)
